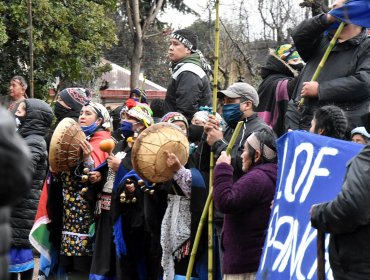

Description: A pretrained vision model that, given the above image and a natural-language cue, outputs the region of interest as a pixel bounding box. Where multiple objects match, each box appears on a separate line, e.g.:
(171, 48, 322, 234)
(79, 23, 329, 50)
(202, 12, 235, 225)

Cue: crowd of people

(0, 1, 370, 279)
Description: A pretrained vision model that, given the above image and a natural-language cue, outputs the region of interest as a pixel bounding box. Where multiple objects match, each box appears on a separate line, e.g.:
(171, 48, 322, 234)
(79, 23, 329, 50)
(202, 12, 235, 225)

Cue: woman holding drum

(89, 103, 156, 280)
(46, 101, 111, 279)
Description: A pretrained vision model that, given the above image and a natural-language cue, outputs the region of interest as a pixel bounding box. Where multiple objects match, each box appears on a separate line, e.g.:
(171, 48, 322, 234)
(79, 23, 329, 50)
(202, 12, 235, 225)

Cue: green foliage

(0, 0, 117, 98)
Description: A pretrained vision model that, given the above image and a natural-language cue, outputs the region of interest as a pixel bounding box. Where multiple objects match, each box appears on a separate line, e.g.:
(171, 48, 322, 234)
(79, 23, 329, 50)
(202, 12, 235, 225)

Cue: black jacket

(11, 99, 53, 248)
(0, 108, 31, 279)
(288, 14, 370, 131)
(164, 54, 211, 122)
(257, 50, 299, 136)
(311, 144, 370, 279)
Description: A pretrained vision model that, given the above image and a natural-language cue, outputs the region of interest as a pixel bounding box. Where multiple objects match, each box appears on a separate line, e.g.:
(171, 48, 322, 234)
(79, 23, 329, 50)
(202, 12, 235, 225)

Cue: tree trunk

(130, 35, 143, 89)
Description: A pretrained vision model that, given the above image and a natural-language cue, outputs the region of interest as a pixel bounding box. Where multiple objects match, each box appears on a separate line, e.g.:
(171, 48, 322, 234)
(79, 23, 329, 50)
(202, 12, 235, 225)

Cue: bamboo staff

(207, 1, 221, 278)
(139, 75, 146, 103)
(185, 120, 244, 280)
(299, 21, 345, 107)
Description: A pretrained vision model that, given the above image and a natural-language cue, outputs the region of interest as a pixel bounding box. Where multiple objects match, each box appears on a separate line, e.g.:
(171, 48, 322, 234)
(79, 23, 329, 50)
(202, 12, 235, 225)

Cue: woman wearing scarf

(213, 128, 278, 280)
(47, 101, 111, 279)
(89, 102, 155, 280)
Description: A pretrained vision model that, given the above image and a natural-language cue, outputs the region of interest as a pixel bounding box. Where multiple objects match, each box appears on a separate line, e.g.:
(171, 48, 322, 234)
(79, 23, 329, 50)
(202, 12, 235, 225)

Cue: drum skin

(49, 117, 86, 172)
(132, 122, 189, 183)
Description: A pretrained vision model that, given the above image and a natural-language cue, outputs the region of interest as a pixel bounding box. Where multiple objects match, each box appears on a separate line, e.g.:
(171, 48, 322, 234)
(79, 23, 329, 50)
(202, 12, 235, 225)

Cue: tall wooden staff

(185, 2, 221, 276)
(185, 121, 243, 280)
(207, 0, 221, 278)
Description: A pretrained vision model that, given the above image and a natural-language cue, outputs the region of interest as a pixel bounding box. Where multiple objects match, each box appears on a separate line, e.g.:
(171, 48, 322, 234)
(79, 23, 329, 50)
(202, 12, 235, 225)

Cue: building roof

(101, 58, 166, 91)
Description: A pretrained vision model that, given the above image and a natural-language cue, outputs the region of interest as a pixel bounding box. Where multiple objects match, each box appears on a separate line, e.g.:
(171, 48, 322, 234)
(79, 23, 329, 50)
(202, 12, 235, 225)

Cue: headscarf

(86, 101, 111, 130)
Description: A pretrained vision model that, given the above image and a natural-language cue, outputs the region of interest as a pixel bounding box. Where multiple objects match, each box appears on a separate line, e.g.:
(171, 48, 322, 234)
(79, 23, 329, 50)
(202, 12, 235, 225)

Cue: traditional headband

(246, 132, 276, 160)
(171, 33, 195, 51)
(85, 101, 103, 120)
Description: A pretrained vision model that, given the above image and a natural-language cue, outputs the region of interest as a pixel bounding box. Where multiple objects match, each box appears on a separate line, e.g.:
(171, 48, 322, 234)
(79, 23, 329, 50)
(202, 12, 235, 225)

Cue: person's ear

(96, 117, 103, 126)
(254, 149, 261, 163)
(318, 128, 325, 135)
(245, 101, 253, 110)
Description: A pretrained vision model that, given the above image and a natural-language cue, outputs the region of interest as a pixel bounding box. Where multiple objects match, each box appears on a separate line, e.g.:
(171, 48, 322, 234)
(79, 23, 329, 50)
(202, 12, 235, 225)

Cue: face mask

(120, 120, 135, 138)
(222, 104, 243, 127)
(188, 124, 204, 143)
(81, 122, 98, 136)
(15, 116, 26, 131)
(290, 63, 304, 72)
(54, 102, 79, 122)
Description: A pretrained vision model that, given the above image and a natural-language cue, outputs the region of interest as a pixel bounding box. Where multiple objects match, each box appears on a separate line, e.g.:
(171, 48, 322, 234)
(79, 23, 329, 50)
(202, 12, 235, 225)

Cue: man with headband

(164, 29, 211, 122)
(0, 76, 28, 113)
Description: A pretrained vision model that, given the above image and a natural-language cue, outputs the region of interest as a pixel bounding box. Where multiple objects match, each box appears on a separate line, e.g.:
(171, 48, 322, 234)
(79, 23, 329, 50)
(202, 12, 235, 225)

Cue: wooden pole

(207, 1, 221, 278)
(185, 121, 244, 280)
(317, 230, 326, 280)
(299, 21, 345, 107)
(27, 0, 34, 98)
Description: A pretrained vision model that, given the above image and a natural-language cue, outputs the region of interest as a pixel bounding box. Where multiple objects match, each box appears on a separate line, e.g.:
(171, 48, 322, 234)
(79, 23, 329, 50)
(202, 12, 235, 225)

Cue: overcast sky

(159, 0, 270, 38)
(159, 0, 312, 41)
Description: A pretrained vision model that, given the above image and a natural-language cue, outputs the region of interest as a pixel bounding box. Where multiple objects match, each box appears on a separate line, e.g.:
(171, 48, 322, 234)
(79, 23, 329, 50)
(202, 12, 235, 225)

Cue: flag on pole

(329, 0, 370, 28)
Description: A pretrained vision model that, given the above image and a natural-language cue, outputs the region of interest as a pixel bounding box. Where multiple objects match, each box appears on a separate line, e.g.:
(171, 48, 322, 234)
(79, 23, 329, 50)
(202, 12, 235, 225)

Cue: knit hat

(59, 88, 89, 112)
(218, 82, 259, 107)
(130, 88, 147, 104)
(171, 29, 198, 52)
(275, 44, 300, 62)
(161, 112, 189, 129)
(86, 101, 111, 130)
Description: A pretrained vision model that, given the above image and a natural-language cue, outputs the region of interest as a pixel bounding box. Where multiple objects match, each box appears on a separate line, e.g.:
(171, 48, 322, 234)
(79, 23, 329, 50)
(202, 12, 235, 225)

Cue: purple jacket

(213, 162, 277, 274)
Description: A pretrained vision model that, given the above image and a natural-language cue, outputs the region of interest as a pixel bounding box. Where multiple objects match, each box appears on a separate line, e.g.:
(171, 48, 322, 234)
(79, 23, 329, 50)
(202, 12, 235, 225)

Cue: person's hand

(216, 151, 231, 165)
(310, 204, 318, 217)
(165, 151, 182, 173)
(89, 171, 102, 184)
(327, 0, 347, 23)
(301, 81, 319, 98)
(326, 14, 337, 24)
(125, 181, 135, 193)
(107, 154, 121, 172)
(204, 114, 221, 134)
(80, 139, 93, 161)
(206, 128, 224, 146)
